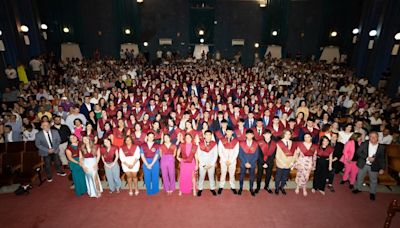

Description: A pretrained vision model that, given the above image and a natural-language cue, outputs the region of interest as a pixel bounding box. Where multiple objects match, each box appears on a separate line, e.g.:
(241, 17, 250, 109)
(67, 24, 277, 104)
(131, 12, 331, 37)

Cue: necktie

(259, 129, 262, 135)
(47, 131, 53, 148)
(228, 138, 231, 143)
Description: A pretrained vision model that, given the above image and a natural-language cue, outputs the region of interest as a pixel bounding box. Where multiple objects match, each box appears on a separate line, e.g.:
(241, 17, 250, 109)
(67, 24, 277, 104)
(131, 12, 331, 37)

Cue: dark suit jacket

(356, 141, 386, 172)
(244, 119, 256, 129)
(80, 103, 94, 119)
(332, 142, 344, 173)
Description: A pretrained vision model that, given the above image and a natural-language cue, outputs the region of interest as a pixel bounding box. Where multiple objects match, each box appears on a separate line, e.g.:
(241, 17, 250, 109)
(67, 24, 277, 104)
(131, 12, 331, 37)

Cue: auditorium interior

(0, 0, 400, 227)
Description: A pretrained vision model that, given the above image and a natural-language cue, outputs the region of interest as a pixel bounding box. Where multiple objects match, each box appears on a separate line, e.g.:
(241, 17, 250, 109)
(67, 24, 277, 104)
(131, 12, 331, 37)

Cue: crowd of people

(1, 52, 399, 201)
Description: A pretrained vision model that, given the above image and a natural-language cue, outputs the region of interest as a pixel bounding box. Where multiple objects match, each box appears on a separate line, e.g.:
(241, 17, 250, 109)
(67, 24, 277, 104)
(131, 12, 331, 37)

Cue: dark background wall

(0, 0, 399, 95)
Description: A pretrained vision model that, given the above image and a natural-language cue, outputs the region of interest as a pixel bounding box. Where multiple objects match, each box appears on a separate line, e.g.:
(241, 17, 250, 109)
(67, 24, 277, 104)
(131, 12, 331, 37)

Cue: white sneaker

(57, 172, 67, 177)
(47, 178, 53, 182)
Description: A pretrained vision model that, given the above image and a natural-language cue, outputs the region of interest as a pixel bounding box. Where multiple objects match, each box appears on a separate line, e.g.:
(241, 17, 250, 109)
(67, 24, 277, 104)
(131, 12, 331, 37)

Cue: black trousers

(44, 153, 62, 179)
(313, 157, 329, 191)
(256, 156, 274, 190)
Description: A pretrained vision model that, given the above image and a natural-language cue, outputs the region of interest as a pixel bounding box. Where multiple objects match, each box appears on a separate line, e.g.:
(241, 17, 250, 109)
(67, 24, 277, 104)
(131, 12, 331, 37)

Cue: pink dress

(179, 143, 196, 194)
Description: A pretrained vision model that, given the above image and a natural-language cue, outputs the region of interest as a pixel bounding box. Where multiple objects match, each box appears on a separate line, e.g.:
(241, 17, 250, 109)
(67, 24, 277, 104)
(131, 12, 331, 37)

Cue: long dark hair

(319, 136, 330, 148)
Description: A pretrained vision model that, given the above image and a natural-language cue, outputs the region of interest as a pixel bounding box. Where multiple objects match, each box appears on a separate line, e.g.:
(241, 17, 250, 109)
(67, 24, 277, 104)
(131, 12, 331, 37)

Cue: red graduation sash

(214, 130, 225, 140)
(269, 124, 283, 137)
(121, 144, 138, 157)
(301, 127, 319, 137)
(277, 140, 296, 156)
(258, 140, 277, 160)
(239, 141, 258, 154)
(220, 138, 239, 149)
(199, 140, 217, 153)
(159, 144, 176, 155)
(101, 146, 118, 163)
(317, 146, 334, 157)
(180, 143, 198, 163)
(142, 143, 159, 158)
(67, 144, 80, 157)
(133, 132, 146, 145)
(298, 143, 317, 156)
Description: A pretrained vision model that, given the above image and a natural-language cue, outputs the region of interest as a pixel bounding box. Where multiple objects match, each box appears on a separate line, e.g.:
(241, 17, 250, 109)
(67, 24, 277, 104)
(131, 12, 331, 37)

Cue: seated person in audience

(4, 125, 22, 142)
(378, 128, 393, 145)
(22, 124, 39, 141)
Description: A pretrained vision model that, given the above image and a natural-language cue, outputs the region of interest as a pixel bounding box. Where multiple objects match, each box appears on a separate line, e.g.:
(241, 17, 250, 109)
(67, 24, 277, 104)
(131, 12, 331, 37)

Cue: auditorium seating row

(1, 142, 399, 188)
(0, 142, 44, 186)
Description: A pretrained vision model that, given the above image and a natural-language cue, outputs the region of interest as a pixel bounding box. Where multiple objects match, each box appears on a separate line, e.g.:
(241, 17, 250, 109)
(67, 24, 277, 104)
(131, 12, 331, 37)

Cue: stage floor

(0, 176, 399, 228)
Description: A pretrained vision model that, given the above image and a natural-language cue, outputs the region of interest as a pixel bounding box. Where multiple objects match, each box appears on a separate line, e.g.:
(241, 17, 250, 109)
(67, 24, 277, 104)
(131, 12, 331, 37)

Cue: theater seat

(387, 144, 400, 174)
(0, 152, 23, 186)
(18, 152, 44, 184)
(5, 142, 25, 154)
(364, 147, 397, 188)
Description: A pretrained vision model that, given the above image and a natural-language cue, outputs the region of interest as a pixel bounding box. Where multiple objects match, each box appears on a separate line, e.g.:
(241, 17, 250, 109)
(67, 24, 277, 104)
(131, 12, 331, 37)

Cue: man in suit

(352, 131, 386, 201)
(35, 121, 66, 182)
(79, 96, 94, 120)
(244, 112, 256, 129)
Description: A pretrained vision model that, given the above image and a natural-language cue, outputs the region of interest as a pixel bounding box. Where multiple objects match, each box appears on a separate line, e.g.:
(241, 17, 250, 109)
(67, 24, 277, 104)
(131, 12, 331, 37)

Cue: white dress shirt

(366, 142, 379, 165)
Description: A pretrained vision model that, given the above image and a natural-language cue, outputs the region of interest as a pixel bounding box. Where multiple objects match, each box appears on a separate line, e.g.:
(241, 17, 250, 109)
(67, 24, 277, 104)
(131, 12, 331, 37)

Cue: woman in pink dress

(177, 133, 198, 196)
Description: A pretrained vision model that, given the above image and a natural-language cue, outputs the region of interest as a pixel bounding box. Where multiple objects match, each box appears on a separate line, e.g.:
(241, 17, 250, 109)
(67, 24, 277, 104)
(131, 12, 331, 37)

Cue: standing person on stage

(327, 131, 344, 192)
(218, 127, 239, 195)
(35, 121, 66, 182)
(238, 129, 259, 196)
(80, 136, 102, 198)
(52, 115, 71, 169)
(294, 133, 317, 196)
(119, 136, 141, 196)
(101, 138, 122, 194)
(65, 134, 87, 196)
(159, 134, 177, 195)
(255, 129, 277, 194)
(196, 130, 218, 196)
(140, 132, 160, 195)
(340, 133, 362, 190)
(275, 129, 296, 195)
(352, 131, 386, 201)
(177, 133, 198, 196)
(312, 136, 334, 195)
